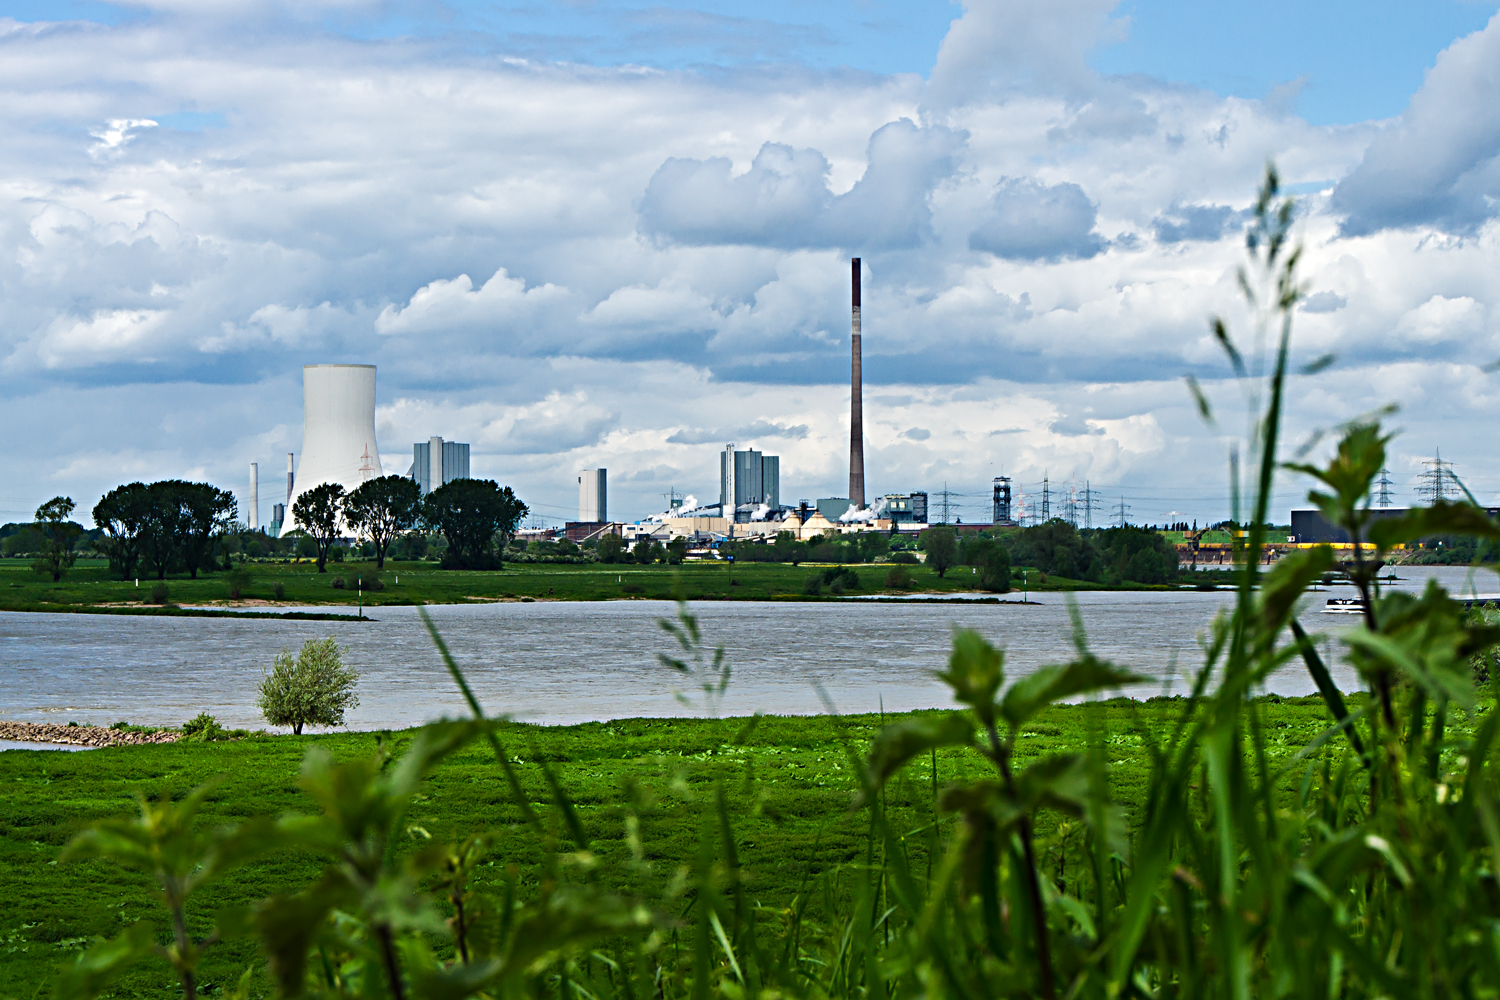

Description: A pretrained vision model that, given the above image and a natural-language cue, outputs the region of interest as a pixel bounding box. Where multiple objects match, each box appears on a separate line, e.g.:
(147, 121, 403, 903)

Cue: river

(0, 566, 1493, 730)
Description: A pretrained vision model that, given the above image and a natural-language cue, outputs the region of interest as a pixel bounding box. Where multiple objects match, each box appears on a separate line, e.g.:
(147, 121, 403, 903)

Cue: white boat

(1322, 598, 1367, 615)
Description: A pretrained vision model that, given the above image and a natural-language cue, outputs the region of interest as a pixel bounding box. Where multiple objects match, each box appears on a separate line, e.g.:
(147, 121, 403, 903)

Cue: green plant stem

(170, 898, 197, 1000)
(375, 923, 406, 1000)
(984, 720, 1054, 999)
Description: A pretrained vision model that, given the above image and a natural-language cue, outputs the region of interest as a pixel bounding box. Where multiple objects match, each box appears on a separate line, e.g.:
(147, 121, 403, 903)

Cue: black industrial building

(1290, 506, 1500, 543)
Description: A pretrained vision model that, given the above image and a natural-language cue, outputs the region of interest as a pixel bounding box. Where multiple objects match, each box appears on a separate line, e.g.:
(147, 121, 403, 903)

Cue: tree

(140, 481, 191, 580)
(31, 497, 81, 582)
(597, 532, 627, 564)
(667, 537, 689, 565)
(292, 482, 348, 573)
(634, 536, 658, 564)
(176, 483, 237, 579)
(94, 482, 152, 580)
(423, 478, 528, 570)
(921, 526, 959, 578)
(967, 537, 1012, 593)
(344, 475, 423, 568)
(256, 636, 360, 735)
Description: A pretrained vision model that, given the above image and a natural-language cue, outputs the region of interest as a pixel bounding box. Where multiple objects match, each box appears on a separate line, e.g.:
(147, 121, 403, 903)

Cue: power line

(1112, 496, 1132, 528)
(1374, 468, 1395, 507)
(1415, 449, 1460, 505)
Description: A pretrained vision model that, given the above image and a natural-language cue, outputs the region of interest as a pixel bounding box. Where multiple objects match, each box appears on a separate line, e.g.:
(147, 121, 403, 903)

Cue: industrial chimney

(849, 258, 865, 508)
(248, 463, 259, 530)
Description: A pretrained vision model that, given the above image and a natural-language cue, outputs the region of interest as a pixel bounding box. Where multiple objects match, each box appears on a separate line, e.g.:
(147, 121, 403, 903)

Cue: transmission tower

(934, 482, 961, 525)
(1079, 481, 1100, 529)
(1041, 474, 1051, 522)
(1112, 495, 1132, 528)
(1415, 450, 1460, 505)
(1061, 479, 1079, 527)
(1373, 469, 1394, 508)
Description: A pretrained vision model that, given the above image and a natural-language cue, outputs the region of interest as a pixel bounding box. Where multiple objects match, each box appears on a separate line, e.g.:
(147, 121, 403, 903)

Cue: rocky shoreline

(0, 721, 179, 747)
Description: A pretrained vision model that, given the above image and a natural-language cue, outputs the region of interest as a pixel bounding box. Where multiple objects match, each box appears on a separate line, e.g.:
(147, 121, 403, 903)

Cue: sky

(2, 0, 1500, 528)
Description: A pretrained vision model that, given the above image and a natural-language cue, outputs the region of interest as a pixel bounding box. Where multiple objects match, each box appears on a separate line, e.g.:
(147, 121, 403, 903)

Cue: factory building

(286, 364, 383, 529)
(720, 444, 780, 520)
(578, 469, 607, 522)
(409, 437, 470, 495)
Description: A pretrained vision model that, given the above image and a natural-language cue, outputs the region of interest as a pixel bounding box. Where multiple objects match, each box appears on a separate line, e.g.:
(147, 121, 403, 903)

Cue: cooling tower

(287, 364, 383, 527)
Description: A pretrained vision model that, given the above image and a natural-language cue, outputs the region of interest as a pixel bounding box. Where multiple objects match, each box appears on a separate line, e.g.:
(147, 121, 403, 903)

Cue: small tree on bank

(921, 526, 959, 578)
(32, 496, 82, 582)
(256, 637, 359, 735)
(292, 482, 347, 573)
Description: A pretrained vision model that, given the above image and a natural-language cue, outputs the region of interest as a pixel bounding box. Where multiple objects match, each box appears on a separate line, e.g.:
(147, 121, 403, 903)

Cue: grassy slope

(0, 558, 1197, 614)
(0, 699, 1341, 998)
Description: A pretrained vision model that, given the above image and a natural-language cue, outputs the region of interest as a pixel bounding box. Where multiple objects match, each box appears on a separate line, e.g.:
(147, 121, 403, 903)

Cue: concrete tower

(286, 364, 383, 527)
(849, 257, 865, 508)
(579, 469, 607, 522)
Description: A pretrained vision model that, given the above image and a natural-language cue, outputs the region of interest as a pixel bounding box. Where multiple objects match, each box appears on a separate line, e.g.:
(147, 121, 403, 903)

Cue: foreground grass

(0, 558, 1212, 614)
(0, 698, 1340, 999)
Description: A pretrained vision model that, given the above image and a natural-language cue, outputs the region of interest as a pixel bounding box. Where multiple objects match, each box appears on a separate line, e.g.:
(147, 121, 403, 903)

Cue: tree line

(93, 481, 239, 580)
(291, 475, 528, 572)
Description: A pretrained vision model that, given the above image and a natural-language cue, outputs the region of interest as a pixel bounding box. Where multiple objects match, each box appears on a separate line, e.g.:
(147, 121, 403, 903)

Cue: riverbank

(0, 720, 178, 747)
(0, 697, 1341, 997)
(1, 557, 1233, 615)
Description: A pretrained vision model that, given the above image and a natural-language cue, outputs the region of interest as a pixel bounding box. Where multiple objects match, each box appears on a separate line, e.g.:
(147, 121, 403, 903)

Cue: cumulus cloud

(639, 119, 966, 250)
(1332, 10, 1500, 235)
(968, 177, 1103, 260)
(2, 2, 1500, 527)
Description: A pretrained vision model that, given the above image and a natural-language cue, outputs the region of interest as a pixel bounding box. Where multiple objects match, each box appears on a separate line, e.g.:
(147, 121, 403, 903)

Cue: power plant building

(286, 364, 383, 528)
(579, 469, 607, 522)
(720, 445, 779, 517)
(409, 437, 470, 494)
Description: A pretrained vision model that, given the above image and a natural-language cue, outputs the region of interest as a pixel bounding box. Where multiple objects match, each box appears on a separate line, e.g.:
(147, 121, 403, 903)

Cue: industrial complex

(241, 265, 1476, 551)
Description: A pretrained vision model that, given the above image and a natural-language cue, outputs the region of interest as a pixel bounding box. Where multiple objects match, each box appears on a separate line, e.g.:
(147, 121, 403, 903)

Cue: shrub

(884, 565, 914, 589)
(148, 582, 169, 604)
(272, 582, 286, 601)
(180, 713, 225, 742)
(802, 575, 823, 596)
(256, 637, 359, 735)
(360, 575, 385, 592)
(331, 576, 346, 590)
(889, 551, 919, 564)
(225, 569, 251, 600)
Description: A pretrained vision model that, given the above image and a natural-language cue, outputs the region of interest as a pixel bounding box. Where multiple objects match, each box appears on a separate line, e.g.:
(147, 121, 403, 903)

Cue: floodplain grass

(0, 557, 1206, 616)
(0, 698, 1347, 999)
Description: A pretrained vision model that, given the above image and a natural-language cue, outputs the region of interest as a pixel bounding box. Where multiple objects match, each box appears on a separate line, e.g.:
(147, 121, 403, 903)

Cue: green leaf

(1258, 545, 1334, 634)
(867, 712, 974, 788)
(1367, 500, 1500, 550)
(999, 658, 1142, 730)
(255, 873, 356, 997)
(52, 923, 158, 1000)
(936, 629, 1004, 723)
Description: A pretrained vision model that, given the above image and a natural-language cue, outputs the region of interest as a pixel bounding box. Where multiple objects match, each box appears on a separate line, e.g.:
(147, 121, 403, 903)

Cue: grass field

(0, 557, 1210, 615)
(0, 697, 1342, 999)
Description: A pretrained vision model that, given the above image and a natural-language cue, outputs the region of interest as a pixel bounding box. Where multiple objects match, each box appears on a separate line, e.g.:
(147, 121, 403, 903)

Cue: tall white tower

(287, 364, 383, 527)
(248, 463, 259, 530)
(578, 469, 607, 522)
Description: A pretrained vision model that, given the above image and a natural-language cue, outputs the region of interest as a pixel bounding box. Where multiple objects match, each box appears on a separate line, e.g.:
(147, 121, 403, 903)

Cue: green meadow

(0, 697, 1340, 998)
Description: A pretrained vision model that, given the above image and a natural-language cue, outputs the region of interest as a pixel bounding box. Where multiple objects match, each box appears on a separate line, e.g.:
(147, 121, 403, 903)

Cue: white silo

(287, 364, 383, 527)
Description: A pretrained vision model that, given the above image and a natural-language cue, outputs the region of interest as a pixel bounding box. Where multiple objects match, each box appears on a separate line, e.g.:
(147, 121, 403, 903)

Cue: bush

(331, 576, 346, 590)
(884, 565, 914, 589)
(802, 575, 823, 596)
(361, 575, 385, 592)
(148, 582, 169, 604)
(889, 551, 919, 564)
(256, 637, 360, 735)
(180, 713, 225, 742)
(225, 569, 251, 600)
(272, 582, 286, 601)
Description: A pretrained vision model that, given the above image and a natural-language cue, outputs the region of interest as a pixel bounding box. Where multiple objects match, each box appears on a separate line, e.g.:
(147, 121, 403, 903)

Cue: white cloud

(2, 4, 1500, 527)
